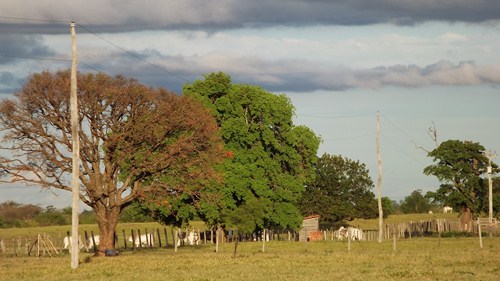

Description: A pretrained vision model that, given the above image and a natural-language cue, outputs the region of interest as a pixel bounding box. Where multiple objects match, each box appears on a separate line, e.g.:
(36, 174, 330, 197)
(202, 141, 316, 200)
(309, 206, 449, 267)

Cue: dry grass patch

(1, 238, 499, 281)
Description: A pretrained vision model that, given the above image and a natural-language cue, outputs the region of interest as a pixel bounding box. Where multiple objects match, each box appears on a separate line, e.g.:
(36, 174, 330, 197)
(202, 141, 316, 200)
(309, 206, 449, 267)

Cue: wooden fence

(328, 218, 499, 241)
(0, 227, 300, 256)
(1, 218, 498, 256)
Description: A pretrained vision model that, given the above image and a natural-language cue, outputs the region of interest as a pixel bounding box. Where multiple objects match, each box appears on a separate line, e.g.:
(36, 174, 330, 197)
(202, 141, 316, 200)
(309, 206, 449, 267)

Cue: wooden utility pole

(70, 21, 80, 269)
(376, 112, 383, 243)
(486, 150, 495, 225)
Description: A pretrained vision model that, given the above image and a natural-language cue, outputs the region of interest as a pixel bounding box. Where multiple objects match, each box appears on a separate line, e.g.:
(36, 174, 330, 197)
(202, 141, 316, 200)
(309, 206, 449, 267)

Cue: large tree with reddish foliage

(0, 70, 224, 255)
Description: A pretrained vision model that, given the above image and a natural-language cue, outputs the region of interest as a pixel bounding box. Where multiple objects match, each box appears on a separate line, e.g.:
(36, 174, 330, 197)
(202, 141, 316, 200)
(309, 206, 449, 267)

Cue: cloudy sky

(1, 0, 499, 209)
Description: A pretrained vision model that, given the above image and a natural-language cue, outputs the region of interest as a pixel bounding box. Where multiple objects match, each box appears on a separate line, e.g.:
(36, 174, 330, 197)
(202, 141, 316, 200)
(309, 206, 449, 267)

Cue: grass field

(350, 213, 460, 229)
(1, 237, 499, 281)
(1, 214, 498, 280)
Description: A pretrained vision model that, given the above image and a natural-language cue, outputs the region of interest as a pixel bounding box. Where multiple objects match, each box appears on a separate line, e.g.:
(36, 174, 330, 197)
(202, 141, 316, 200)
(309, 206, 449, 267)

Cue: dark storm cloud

(0, 34, 55, 63)
(1, 0, 499, 34)
(0, 71, 24, 95)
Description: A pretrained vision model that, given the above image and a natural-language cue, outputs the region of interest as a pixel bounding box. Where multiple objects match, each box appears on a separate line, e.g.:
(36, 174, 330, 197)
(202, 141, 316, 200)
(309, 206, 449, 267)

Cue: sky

(0, 0, 499, 210)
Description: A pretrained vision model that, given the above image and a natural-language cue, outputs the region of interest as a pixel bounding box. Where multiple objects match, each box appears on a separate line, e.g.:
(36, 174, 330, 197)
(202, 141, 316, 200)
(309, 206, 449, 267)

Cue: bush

(438, 231, 475, 238)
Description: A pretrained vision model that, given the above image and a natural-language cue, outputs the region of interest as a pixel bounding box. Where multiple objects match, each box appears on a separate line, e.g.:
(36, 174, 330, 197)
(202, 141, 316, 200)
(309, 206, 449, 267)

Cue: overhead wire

(323, 132, 375, 141)
(380, 114, 427, 149)
(0, 15, 68, 24)
(78, 24, 190, 83)
(0, 15, 190, 83)
(0, 54, 104, 72)
(296, 111, 375, 119)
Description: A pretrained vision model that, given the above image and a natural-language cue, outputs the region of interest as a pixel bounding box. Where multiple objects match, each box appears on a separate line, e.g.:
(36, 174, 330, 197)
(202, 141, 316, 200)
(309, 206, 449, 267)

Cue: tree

(424, 140, 497, 231)
(492, 177, 500, 217)
(0, 201, 42, 227)
(399, 189, 431, 214)
(381, 196, 396, 217)
(300, 153, 378, 225)
(0, 70, 224, 255)
(183, 72, 320, 230)
(224, 198, 265, 257)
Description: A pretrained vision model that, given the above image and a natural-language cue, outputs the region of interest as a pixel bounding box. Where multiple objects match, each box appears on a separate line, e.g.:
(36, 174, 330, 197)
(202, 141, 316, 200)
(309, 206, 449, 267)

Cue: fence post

(175, 229, 178, 253)
(478, 218, 483, 249)
(393, 230, 396, 251)
(347, 228, 351, 252)
(1, 238, 5, 254)
(122, 229, 127, 250)
(137, 229, 142, 248)
(90, 231, 97, 253)
(157, 229, 162, 248)
(163, 228, 169, 247)
(131, 229, 136, 251)
(262, 229, 266, 253)
(144, 228, 150, 247)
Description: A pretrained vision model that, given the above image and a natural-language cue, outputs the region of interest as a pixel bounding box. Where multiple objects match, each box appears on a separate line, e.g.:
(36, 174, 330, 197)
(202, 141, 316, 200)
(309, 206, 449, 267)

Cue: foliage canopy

(424, 140, 497, 229)
(183, 72, 320, 231)
(0, 70, 224, 253)
(300, 153, 377, 225)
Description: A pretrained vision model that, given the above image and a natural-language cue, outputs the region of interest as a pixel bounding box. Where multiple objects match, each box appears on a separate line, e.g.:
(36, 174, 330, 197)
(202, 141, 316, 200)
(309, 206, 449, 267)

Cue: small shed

(299, 215, 320, 241)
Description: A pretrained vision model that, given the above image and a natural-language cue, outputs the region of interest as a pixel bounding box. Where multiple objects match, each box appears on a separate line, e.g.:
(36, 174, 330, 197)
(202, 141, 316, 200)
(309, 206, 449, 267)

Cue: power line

(78, 24, 190, 83)
(381, 132, 426, 166)
(381, 114, 426, 148)
(0, 54, 70, 62)
(0, 15, 67, 24)
(0, 15, 190, 83)
(296, 112, 375, 119)
(0, 54, 103, 72)
(323, 132, 375, 141)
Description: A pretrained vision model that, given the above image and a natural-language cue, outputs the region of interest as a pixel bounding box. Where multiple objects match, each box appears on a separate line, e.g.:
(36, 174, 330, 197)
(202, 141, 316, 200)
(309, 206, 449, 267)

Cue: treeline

(0, 201, 153, 228)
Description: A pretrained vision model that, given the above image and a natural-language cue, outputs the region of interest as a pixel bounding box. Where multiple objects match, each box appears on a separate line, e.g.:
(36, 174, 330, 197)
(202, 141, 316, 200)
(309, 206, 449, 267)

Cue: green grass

(350, 213, 460, 230)
(1, 237, 499, 281)
(1, 217, 499, 280)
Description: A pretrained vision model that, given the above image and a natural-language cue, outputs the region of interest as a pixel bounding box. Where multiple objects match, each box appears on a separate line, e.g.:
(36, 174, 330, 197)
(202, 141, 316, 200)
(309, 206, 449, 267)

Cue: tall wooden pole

(376, 112, 383, 243)
(70, 21, 80, 269)
(486, 150, 494, 225)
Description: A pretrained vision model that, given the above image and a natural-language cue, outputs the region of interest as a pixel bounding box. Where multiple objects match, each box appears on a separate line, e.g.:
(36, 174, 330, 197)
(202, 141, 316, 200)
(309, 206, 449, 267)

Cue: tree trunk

(460, 206, 473, 232)
(94, 205, 121, 257)
(233, 234, 239, 258)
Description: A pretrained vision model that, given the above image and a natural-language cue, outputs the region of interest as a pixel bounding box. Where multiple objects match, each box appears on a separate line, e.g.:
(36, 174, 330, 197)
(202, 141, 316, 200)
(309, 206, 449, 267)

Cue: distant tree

(424, 140, 497, 230)
(300, 153, 377, 224)
(224, 198, 265, 257)
(381, 196, 395, 217)
(34, 205, 69, 226)
(492, 177, 500, 217)
(79, 210, 97, 224)
(399, 189, 431, 214)
(0, 201, 42, 221)
(0, 201, 42, 227)
(183, 72, 320, 230)
(119, 201, 155, 223)
(0, 70, 224, 255)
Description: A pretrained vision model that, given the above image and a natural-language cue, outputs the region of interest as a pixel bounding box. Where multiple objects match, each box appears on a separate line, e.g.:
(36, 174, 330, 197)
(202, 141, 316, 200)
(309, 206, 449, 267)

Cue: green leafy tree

(399, 189, 431, 214)
(381, 196, 396, 217)
(34, 205, 69, 226)
(119, 201, 155, 223)
(224, 198, 265, 257)
(424, 140, 497, 230)
(492, 177, 500, 217)
(0, 201, 42, 227)
(0, 70, 224, 255)
(300, 153, 377, 225)
(184, 72, 320, 230)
